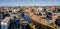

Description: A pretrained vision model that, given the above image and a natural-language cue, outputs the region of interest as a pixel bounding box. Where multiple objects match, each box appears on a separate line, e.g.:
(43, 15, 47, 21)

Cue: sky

(0, 0, 60, 6)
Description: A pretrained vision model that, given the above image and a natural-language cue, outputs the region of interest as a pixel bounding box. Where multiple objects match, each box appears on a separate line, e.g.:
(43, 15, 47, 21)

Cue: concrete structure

(1, 17, 10, 29)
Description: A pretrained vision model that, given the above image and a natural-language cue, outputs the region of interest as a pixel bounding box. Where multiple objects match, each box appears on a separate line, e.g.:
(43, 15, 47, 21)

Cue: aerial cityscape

(0, 6, 60, 29)
(0, 0, 60, 29)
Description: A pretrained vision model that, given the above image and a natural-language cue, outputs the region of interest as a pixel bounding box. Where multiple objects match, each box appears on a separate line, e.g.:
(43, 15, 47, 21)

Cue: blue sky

(0, 0, 60, 6)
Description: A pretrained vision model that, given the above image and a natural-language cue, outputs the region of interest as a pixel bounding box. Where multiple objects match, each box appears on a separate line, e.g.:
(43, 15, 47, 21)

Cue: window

(31, 9, 34, 12)
(57, 9, 60, 12)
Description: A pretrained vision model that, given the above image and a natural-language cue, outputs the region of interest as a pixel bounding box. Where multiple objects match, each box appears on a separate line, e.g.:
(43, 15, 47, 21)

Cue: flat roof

(1, 17, 10, 23)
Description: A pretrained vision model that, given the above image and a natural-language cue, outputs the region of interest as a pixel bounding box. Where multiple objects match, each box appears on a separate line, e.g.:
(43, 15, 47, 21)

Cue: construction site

(0, 6, 60, 29)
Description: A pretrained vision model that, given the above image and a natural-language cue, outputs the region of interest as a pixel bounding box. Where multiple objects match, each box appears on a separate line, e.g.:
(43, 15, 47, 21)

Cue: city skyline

(0, 0, 60, 6)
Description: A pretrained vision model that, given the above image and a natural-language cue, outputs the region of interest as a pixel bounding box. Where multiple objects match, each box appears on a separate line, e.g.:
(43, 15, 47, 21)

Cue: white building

(37, 7, 43, 13)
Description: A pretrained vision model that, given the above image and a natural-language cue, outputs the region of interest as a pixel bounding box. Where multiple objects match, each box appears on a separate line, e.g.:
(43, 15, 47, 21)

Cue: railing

(27, 23, 37, 29)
